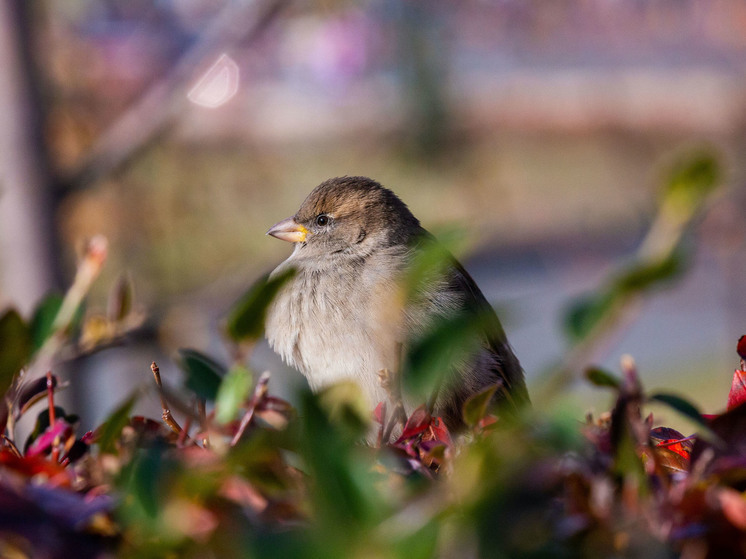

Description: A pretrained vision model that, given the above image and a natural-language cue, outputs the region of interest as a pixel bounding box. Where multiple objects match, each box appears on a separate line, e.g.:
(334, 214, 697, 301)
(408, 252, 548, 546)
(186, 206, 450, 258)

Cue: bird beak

(266, 217, 308, 243)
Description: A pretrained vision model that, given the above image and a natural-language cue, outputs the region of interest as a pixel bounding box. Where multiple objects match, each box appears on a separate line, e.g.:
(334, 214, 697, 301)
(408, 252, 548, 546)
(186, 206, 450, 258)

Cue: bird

(264, 176, 528, 432)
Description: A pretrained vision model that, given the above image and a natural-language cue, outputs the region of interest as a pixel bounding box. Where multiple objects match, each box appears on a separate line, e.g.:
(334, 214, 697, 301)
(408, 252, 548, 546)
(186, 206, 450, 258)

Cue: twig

(230, 371, 270, 447)
(46, 371, 56, 424)
(178, 415, 192, 448)
(198, 398, 209, 448)
(1, 436, 22, 458)
(383, 402, 408, 444)
(150, 361, 184, 436)
(46, 371, 60, 463)
(31, 236, 108, 379)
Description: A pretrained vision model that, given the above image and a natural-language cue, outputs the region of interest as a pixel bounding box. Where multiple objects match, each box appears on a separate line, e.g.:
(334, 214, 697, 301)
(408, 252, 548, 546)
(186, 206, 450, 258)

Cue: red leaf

(477, 414, 499, 434)
(373, 401, 386, 425)
(395, 405, 431, 442)
(655, 439, 693, 459)
(720, 487, 746, 529)
(738, 335, 746, 361)
(26, 419, 73, 458)
(427, 417, 452, 447)
(727, 369, 746, 411)
(0, 449, 70, 485)
(650, 426, 694, 459)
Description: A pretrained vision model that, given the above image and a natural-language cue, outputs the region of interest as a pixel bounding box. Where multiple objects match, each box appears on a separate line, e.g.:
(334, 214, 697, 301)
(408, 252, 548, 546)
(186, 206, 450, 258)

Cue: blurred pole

(391, 1, 449, 159)
(0, 1, 61, 315)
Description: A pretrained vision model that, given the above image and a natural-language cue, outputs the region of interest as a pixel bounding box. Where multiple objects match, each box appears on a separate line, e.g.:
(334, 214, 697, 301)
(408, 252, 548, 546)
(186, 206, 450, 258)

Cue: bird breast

(265, 252, 406, 408)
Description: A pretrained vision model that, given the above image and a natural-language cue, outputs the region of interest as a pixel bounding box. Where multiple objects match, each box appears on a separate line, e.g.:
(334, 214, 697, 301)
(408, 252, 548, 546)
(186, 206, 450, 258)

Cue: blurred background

(1, 0, 745, 430)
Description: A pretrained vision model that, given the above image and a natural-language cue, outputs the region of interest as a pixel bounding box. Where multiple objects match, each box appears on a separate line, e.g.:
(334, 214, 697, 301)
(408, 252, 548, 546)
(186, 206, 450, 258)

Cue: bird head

(267, 176, 421, 265)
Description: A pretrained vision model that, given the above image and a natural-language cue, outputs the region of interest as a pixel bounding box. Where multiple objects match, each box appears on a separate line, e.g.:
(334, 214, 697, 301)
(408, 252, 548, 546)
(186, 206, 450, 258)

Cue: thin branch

(150, 361, 184, 436)
(63, 0, 290, 191)
(230, 371, 270, 447)
(198, 398, 209, 448)
(1, 436, 22, 458)
(46, 371, 56, 424)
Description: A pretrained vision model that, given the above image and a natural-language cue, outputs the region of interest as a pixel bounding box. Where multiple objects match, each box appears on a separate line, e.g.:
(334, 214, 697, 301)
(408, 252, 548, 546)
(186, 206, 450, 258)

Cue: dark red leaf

(649, 426, 686, 440)
(127, 416, 179, 444)
(80, 431, 95, 445)
(427, 417, 452, 447)
(652, 446, 690, 474)
(655, 439, 693, 460)
(61, 431, 95, 464)
(727, 369, 746, 411)
(16, 375, 60, 419)
(395, 405, 431, 442)
(650, 426, 695, 459)
(737, 335, 746, 361)
(691, 401, 746, 472)
(258, 395, 294, 412)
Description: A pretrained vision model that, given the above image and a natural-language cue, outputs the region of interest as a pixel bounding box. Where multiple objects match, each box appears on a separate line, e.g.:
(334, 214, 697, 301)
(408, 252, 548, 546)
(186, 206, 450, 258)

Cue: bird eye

(315, 214, 329, 227)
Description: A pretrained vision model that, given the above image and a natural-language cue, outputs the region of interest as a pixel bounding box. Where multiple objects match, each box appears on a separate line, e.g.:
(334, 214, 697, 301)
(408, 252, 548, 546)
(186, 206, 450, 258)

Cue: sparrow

(264, 176, 528, 432)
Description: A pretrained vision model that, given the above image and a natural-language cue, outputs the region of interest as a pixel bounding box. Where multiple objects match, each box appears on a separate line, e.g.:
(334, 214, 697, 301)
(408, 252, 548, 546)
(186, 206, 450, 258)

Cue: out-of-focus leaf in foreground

(215, 365, 253, 425)
(0, 309, 31, 395)
(226, 268, 295, 343)
(178, 348, 226, 402)
(462, 383, 499, 429)
(29, 293, 63, 355)
(96, 394, 137, 455)
(403, 309, 487, 401)
(662, 150, 720, 217)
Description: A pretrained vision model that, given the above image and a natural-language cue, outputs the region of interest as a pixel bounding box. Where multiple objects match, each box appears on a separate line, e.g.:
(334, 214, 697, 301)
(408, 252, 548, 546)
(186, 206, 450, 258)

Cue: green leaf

(318, 381, 370, 439)
(130, 444, 169, 518)
(403, 309, 485, 400)
(96, 393, 137, 454)
(563, 292, 614, 342)
(215, 365, 253, 424)
(585, 367, 621, 389)
(392, 519, 440, 559)
(462, 383, 499, 428)
(403, 231, 463, 302)
(664, 151, 720, 212)
(226, 268, 296, 342)
(614, 426, 646, 481)
(29, 293, 63, 354)
(649, 393, 705, 426)
(178, 348, 226, 401)
(299, 390, 384, 537)
(0, 309, 31, 395)
(612, 251, 685, 295)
